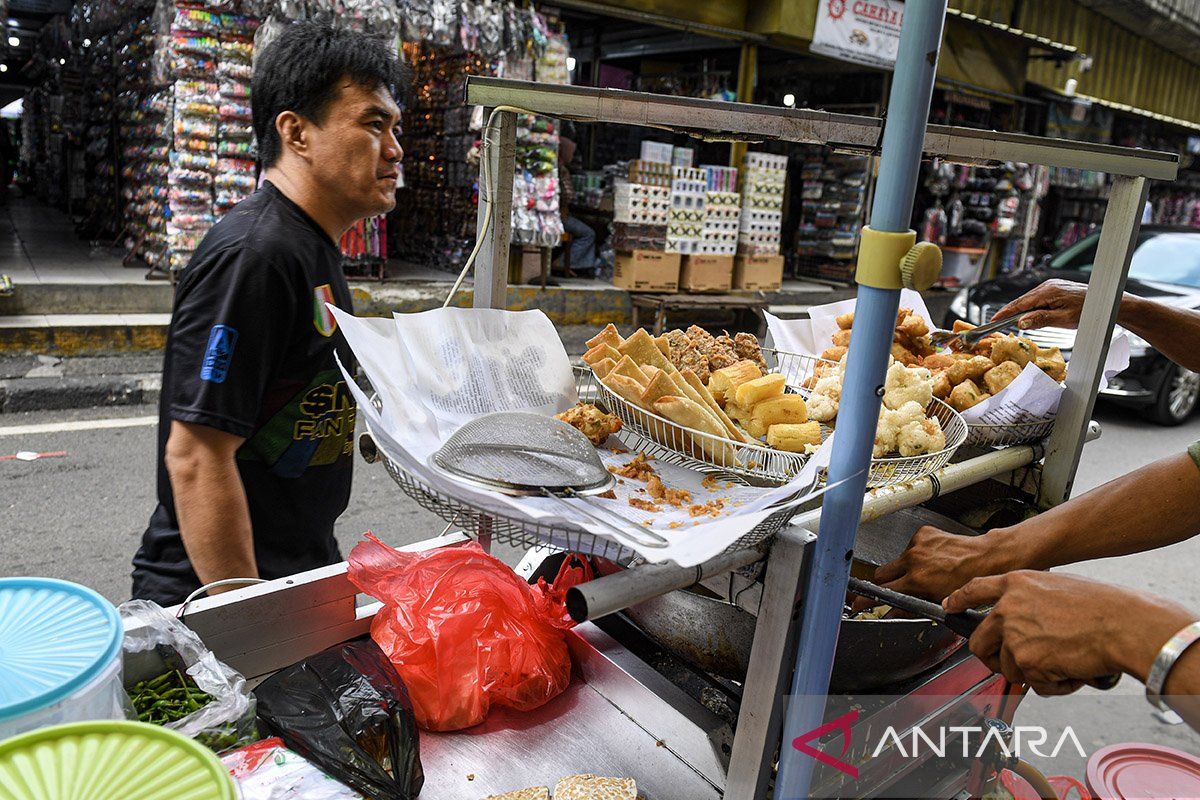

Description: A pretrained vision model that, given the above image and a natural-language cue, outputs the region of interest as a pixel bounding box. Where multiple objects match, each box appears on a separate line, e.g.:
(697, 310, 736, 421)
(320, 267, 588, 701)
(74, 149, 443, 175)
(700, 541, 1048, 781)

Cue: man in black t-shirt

(131, 23, 406, 605)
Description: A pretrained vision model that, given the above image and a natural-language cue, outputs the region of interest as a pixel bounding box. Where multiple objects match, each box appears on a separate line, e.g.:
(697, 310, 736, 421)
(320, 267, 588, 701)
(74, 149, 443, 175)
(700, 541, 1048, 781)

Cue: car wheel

(1147, 363, 1200, 426)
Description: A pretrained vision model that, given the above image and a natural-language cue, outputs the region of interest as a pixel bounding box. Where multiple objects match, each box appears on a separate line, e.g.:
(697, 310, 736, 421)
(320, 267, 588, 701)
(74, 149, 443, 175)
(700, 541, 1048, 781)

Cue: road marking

(0, 416, 158, 437)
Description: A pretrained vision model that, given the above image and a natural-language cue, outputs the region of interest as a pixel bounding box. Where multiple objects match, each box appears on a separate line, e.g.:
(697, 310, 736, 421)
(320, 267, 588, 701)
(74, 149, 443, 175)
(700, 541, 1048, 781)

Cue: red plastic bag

(999, 767, 1092, 800)
(347, 534, 587, 732)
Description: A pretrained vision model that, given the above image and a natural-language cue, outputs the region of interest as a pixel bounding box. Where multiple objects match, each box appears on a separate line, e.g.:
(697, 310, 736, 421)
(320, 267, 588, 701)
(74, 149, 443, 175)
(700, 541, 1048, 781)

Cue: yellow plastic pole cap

(901, 242, 943, 291)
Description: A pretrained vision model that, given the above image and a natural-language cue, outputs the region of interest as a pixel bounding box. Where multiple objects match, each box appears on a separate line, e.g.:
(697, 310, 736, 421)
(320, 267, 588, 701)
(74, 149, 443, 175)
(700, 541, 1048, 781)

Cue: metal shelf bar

(465, 78, 1179, 180)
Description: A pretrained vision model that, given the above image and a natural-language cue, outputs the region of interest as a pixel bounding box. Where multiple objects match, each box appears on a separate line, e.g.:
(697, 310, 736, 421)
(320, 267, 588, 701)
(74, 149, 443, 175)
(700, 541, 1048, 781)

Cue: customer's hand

(991, 279, 1089, 331)
(851, 526, 1008, 613)
(944, 571, 1163, 696)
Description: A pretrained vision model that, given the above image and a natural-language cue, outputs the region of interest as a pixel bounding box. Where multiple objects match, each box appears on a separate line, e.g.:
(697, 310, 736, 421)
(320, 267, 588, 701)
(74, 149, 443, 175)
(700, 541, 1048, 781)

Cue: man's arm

(945, 571, 1200, 729)
(871, 452, 1200, 602)
(991, 278, 1200, 372)
(165, 420, 257, 593)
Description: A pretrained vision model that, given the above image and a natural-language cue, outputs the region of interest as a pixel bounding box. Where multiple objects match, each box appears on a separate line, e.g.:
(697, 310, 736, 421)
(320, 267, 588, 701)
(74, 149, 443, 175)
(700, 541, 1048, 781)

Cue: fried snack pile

(664, 325, 768, 383)
(554, 403, 622, 446)
(923, 320, 1067, 412)
(821, 307, 936, 367)
(722, 370, 820, 453)
(484, 773, 638, 800)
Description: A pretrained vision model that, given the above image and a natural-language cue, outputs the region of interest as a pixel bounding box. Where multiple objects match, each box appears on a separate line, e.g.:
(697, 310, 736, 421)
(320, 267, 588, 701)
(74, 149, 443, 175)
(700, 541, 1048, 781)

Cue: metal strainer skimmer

(431, 411, 669, 549)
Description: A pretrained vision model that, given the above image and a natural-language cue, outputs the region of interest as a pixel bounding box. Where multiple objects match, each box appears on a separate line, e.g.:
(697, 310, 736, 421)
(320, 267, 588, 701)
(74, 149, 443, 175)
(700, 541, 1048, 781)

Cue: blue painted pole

(773, 3, 948, 798)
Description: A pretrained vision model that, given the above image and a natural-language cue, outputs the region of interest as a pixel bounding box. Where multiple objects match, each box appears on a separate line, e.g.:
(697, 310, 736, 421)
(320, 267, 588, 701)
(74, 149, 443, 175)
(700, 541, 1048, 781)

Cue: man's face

(305, 79, 403, 220)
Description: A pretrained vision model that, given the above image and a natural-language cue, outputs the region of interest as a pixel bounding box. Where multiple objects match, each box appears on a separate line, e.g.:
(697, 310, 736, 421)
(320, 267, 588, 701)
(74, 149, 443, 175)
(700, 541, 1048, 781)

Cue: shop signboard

(811, 0, 905, 70)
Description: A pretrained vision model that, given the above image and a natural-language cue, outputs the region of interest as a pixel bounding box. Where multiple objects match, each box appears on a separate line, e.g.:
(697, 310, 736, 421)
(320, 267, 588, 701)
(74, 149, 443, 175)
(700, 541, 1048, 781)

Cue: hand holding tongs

(930, 308, 1052, 350)
(847, 577, 1121, 690)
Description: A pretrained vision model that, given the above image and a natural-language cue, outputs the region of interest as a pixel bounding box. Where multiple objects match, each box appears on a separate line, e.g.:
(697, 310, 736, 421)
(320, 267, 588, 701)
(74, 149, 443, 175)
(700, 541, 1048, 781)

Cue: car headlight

(950, 288, 970, 320)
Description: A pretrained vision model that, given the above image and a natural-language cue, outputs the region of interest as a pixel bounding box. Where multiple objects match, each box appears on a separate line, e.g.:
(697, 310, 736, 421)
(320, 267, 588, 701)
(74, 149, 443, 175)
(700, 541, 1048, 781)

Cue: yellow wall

(592, 0, 748, 31)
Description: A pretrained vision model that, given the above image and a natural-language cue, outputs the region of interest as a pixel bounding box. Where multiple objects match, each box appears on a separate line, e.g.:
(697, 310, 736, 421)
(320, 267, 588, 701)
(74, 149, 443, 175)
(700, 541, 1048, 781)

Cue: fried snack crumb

(647, 474, 693, 507)
(629, 497, 662, 512)
(701, 475, 721, 491)
(688, 499, 727, 518)
(598, 490, 616, 500)
(668, 522, 684, 529)
(610, 453, 656, 481)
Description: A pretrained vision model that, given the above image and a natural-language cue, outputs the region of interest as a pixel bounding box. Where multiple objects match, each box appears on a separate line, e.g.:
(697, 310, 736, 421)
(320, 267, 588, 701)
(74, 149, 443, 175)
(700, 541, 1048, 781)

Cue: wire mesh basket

(377, 441, 797, 563)
(964, 416, 1057, 448)
(585, 350, 968, 490)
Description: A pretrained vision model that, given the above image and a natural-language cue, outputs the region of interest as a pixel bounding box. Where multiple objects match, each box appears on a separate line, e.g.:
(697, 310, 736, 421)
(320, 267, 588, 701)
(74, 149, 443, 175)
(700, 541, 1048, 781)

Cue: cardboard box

(681, 255, 734, 293)
(734, 254, 785, 292)
(613, 250, 681, 293)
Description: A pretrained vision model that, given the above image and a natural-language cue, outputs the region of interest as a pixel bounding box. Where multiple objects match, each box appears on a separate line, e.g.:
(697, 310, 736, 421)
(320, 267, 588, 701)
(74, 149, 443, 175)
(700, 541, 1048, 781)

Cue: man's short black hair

(252, 22, 408, 168)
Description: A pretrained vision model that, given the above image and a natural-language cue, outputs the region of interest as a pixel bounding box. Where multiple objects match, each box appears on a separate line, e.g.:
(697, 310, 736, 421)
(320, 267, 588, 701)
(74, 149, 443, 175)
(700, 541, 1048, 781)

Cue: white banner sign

(811, 0, 904, 70)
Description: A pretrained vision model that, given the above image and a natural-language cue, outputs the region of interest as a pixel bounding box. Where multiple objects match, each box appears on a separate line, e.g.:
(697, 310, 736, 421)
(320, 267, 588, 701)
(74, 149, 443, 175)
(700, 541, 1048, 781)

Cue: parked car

(944, 226, 1200, 425)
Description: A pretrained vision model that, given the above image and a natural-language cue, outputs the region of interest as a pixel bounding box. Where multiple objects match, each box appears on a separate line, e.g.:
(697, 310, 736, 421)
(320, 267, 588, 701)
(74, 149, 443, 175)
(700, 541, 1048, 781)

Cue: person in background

(558, 134, 599, 277)
(864, 278, 1200, 730)
(131, 22, 406, 605)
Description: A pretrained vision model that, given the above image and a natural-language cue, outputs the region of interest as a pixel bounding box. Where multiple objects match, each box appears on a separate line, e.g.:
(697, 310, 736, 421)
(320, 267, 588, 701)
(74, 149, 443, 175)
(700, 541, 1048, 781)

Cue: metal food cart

(132, 9, 1179, 796)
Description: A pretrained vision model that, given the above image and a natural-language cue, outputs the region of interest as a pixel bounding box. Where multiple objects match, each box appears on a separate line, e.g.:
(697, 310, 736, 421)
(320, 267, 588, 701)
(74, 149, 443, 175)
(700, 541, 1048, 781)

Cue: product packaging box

(614, 250, 681, 293)
(680, 255, 734, 293)
(734, 254, 785, 291)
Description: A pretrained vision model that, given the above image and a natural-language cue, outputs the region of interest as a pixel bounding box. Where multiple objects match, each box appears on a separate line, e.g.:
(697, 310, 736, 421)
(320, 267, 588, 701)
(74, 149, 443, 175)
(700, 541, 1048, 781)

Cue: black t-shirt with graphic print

(132, 181, 357, 606)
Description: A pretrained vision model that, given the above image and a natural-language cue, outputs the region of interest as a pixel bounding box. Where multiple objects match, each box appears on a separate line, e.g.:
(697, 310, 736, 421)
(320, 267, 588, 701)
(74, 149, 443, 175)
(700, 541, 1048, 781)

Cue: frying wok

(623, 507, 979, 692)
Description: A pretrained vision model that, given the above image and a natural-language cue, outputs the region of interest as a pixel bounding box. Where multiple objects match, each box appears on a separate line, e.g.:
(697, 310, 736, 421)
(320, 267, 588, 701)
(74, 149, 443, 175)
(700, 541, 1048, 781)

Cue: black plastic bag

(255, 639, 424, 800)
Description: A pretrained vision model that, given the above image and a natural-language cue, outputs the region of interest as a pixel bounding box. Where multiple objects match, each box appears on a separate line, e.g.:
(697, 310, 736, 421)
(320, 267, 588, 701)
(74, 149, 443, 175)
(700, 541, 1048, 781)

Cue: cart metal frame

(145, 76, 1177, 800)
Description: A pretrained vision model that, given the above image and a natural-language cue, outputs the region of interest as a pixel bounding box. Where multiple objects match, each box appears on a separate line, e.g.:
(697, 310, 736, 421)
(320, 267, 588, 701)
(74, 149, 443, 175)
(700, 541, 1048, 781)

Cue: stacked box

(614, 182, 670, 225)
(667, 167, 707, 254)
(627, 159, 672, 187)
(739, 152, 788, 256)
(672, 146, 695, 168)
(700, 190, 740, 256)
(640, 140, 674, 164)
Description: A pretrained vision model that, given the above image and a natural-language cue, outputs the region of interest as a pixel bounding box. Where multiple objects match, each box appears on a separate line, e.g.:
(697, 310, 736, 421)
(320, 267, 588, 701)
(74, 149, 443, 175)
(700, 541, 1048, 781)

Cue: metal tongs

(848, 577, 1121, 690)
(930, 308, 1051, 350)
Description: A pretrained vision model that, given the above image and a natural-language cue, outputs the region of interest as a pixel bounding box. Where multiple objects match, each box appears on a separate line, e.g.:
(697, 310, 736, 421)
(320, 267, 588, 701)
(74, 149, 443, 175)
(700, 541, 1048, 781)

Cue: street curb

(0, 324, 168, 357)
(0, 375, 161, 413)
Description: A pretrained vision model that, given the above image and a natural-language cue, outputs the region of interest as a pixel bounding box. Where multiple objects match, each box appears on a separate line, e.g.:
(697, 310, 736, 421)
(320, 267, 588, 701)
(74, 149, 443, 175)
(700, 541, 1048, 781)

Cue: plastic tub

(0, 577, 125, 739)
(0, 720, 237, 800)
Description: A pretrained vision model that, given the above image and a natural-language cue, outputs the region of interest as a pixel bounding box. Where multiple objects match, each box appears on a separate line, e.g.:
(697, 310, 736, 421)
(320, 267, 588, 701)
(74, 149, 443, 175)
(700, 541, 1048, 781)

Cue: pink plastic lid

(1087, 743, 1200, 799)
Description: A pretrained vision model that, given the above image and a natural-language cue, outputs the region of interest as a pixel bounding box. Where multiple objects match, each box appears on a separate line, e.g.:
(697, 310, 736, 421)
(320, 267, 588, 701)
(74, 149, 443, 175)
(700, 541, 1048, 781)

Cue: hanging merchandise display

(794, 149, 869, 283)
(738, 152, 787, 257)
(396, 0, 569, 269)
(340, 215, 388, 280)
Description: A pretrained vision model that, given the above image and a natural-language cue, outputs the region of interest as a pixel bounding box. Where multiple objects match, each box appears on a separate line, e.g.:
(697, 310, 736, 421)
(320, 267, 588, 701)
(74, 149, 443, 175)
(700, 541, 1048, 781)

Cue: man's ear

(275, 110, 310, 161)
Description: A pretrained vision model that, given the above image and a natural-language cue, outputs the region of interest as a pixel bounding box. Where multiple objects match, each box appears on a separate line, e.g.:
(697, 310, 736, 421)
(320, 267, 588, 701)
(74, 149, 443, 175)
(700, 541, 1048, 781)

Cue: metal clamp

(854, 226, 916, 289)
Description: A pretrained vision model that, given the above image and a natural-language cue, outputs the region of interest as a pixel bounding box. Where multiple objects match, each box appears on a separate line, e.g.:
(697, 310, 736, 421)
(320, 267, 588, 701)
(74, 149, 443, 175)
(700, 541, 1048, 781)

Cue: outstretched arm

(992, 279, 1200, 372)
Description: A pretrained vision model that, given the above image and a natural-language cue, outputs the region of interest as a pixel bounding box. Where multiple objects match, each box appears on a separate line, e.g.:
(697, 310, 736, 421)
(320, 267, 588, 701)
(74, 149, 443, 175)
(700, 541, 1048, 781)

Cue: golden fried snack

(586, 323, 624, 351)
(744, 418, 769, 439)
(667, 370, 726, 433)
(734, 373, 787, 407)
(724, 401, 750, 423)
(832, 329, 853, 348)
(653, 396, 738, 465)
(683, 368, 747, 443)
(948, 379, 990, 412)
(612, 355, 649, 386)
(932, 371, 952, 400)
(896, 314, 929, 341)
(910, 335, 935, 358)
(708, 360, 763, 404)
(553, 775, 636, 800)
(836, 311, 855, 330)
(485, 787, 550, 800)
(971, 334, 1004, 356)
(641, 370, 682, 407)
(952, 320, 976, 333)
(945, 356, 980, 386)
(965, 356, 994, 381)
(821, 346, 849, 363)
(1036, 347, 1067, 382)
(733, 332, 769, 372)
(752, 394, 809, 427)
(583, 343, 622, 366)
(654, 334, 671, 357)
(983, 361, 1022, 395)
(592, 358, 617, 379)
(768, 421, 823, 453)
(601, 373, 653, 411)
(619, 328, 675, 374)
(709, 334, 740, 372)
(686, 324, 716, 347)
(641, 364, 662, 383)
(891, 342, 919, 367)
(923, 353, 956, 372)
(896, 307, 913, 325)
(555, 404, 622, 447)
(991, 335, 1038, 368)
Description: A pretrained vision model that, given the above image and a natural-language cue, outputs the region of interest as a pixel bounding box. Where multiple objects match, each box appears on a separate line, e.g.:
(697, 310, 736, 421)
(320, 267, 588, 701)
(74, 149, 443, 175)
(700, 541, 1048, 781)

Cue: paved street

(2, 398, 1199, 777)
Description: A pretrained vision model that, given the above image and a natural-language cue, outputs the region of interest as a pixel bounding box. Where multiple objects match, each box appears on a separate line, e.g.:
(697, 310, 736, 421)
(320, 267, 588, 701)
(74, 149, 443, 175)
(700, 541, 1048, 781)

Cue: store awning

(946, 7, 1084, 61)
(1062, 91, 1200, 134)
